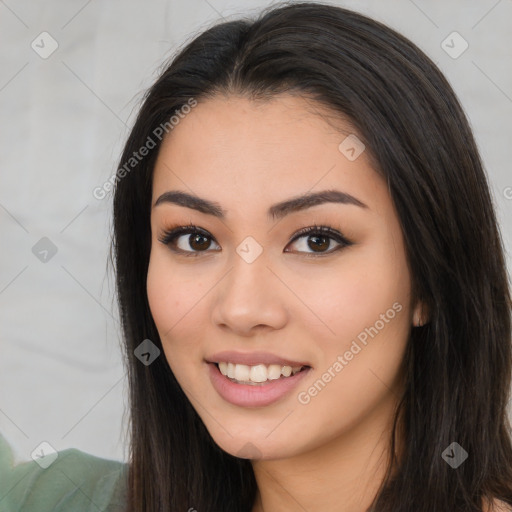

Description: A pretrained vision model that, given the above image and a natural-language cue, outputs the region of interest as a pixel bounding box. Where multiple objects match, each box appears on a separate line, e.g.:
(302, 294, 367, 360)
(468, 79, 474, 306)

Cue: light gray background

(1, 0, 511, 464)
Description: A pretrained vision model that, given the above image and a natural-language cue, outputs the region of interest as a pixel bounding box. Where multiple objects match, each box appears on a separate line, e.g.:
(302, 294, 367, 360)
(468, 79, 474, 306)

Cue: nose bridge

(225, 240, 272, 307)
(211, 239, 288, 332)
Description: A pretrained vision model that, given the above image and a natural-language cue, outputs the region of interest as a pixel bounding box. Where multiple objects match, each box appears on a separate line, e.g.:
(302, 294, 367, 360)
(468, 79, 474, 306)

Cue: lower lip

(207, 362, 311, 407)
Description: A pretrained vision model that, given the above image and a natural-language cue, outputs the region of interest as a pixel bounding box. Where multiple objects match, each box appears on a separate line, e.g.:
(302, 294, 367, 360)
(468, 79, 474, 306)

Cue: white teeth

(216, 361, 306, 383)
(281, 366, 292, 377)
(267, 364, 282, 380)
(234, 364, 250, 381)
(218, 362, 228, 376)
(250, 364, 268, 383)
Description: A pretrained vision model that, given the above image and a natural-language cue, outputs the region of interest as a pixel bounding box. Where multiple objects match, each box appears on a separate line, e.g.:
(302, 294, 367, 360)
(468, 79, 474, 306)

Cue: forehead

(151, 94, 385, 215)
(155, 93, 356, 164)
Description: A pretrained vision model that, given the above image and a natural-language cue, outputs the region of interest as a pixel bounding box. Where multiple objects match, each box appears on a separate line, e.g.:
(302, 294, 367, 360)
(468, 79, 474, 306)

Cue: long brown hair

(111, 2, 512, 510)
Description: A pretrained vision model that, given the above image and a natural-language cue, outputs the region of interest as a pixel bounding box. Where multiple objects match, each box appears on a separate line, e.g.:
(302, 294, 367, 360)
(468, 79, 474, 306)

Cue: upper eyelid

(161, 225, 343, 241)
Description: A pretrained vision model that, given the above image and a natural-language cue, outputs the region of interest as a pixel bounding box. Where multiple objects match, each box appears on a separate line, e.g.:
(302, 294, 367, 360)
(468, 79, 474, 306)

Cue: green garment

(0, 434, 128, 511)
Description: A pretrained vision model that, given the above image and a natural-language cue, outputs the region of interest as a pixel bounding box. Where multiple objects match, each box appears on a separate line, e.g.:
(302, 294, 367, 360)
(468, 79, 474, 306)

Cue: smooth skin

(147, 93, 427, 512)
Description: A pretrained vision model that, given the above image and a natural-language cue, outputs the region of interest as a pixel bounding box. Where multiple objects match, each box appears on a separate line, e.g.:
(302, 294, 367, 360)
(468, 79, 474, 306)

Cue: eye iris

(189, 233, 210, 251)
(308, 235, 329, 252)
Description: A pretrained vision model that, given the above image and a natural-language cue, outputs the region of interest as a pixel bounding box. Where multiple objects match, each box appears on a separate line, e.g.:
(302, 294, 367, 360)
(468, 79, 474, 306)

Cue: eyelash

(157, 222, 353, 258)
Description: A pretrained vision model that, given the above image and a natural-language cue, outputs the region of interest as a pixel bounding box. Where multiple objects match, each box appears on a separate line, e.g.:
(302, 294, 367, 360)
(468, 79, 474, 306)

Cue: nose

(210, 248, 288, 337)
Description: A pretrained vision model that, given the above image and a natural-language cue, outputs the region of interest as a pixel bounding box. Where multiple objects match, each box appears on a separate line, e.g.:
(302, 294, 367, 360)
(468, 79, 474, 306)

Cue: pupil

(190, 234, 210, 251)
(308, 235, 329, 252)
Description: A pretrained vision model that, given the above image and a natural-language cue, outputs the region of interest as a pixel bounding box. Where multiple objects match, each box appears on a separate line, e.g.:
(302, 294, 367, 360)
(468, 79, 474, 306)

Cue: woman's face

(147, 93, 419, 460)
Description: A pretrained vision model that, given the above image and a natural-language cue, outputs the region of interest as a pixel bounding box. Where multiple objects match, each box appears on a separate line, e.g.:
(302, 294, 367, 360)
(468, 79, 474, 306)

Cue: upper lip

(206, 351, 311, 368)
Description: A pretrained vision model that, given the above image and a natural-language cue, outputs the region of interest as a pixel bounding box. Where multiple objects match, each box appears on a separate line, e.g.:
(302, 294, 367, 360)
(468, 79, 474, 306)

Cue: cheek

(146, 252, 206, 352)
(292, 244, 412, 417)
(146, 254, 213, 394)
(292, 257, 410, 441)
(146, 256, 178, 330)
(296, 241, 411, 347)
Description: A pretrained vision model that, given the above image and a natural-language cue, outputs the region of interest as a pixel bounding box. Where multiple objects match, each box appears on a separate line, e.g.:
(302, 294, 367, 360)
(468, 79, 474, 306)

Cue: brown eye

(285, 225, 352, 256)
(307, 235, 331, 252)
(158, 225, 220, 256)
(186, 233, 212, 251)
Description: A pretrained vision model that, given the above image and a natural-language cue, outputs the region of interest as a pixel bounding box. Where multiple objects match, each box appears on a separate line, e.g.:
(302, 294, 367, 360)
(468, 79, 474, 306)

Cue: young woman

(1, 2, 511, 511)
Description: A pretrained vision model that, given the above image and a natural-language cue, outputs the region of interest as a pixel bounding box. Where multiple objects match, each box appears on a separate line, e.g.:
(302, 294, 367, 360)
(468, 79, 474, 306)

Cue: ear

(412, 301, 429, 327)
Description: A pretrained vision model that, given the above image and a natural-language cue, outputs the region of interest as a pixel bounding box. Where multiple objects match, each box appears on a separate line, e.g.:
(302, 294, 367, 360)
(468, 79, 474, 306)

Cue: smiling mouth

(215, 361, 311, 385)
(207, 361, 313, 407)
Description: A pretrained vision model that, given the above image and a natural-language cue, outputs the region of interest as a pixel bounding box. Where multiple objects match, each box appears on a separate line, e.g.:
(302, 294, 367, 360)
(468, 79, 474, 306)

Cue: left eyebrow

(153, 189, 368, 221)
